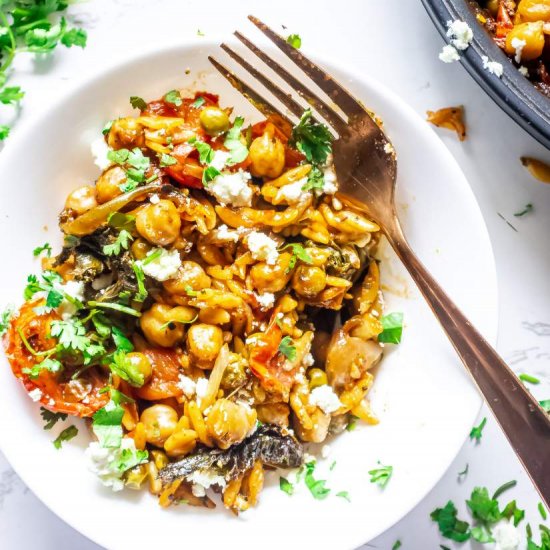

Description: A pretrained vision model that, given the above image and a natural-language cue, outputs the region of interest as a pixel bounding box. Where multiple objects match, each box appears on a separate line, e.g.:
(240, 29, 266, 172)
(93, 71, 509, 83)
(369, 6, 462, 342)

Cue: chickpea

(308, 368, 328, 389)
(517, 0, 550, 22)
(292, 265, 327, 298)
(95, 165, 125, 203)
(256, 403, 290, 427)
(140, 404, 178, 447)
(186, 323, 223, 367)
(136, 200, 181, 246)
(64, 185, 97, 215)
(163, 261, 211, 295)
(486, 0, 498, 14)
(249, 252, 293, 293)
(293, 407, 330, 443)
(206, 399, 257, 449)
(505, 22, 545, 61)
(248, 131, 285, 178)
(131, 238, 152, 260)
(140, 303, 196, 347)
(107, 117, 145, 149)
(126, 352, 152, 384)
(199, 106, 230, 135)
(221, 353, 248, 390)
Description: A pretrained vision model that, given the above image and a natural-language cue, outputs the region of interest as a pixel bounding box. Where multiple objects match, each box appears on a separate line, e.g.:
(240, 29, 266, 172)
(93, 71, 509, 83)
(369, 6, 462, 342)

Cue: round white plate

(0, 41, 497, 549)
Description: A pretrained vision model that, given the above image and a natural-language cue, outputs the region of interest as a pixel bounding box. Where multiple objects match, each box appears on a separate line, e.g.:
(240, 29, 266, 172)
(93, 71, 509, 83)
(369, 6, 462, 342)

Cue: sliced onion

(200, 344, 230, 412)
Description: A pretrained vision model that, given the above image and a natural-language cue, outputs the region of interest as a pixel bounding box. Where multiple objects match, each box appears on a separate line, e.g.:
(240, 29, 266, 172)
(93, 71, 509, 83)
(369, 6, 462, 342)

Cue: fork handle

(384, 221, 550, 507)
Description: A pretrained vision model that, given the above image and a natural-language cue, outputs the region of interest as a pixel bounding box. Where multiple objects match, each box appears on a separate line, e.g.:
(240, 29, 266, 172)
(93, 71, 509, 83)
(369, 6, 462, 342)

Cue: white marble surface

(0, 0, 549, 548)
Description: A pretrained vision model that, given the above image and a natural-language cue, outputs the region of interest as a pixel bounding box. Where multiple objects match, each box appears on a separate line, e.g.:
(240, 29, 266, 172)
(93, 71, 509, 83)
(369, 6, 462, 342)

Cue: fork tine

(220, 43, 305, 121)
(248, 15, 364, 118)
(208, 56, 294, 136)
(234, 31, 347, 132)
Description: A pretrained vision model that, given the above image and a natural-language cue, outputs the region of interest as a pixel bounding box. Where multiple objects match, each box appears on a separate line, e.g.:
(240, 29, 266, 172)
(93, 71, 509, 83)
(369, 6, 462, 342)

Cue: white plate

(0, 41, 497, 549)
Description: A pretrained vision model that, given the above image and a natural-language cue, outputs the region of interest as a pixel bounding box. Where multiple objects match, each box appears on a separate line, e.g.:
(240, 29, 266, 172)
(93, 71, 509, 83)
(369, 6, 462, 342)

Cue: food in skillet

(1, 88, 394, 512)
(471, 0, 550, 96)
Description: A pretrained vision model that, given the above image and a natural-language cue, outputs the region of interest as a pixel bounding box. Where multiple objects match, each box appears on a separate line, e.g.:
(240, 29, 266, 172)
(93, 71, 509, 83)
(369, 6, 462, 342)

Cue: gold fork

(209, 16, 550, 506)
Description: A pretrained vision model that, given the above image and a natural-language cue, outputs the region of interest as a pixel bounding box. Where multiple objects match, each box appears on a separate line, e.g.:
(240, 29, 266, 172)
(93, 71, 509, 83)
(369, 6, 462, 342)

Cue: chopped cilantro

(192, 96, 205, 108)
(24, 271, 65, 313)
(279, 477, 294, 495)
(202, 165, 221, 185)
(378, 312, 404, 344)
(0, 86, 24, 105)
(391, 541, 402, 550)
(346, 414, 359, 431)
(501, 499, 525, 526)
(458, 463, 469, 477)
(189, 136, 215, 164)
(111, 326, 134, 353)
(514, 203, 533, 217)
(368, 463, 393, 488)
(185, 285, 198, 297)
(132, 262, 148, 302)
(540, 399, 550, 413)
(159, 153, 177, 167)
(0, 126, 10, 140)
(92, 389, 132, 448)
(87, 301, 141, 318)
(224, 116, 249, 164)
(471, 525, 494, 543)
(467, 487, 501, 523)
(53, 425, 78, 449)
(40, 408, 67, 430)
(286, 34, 302, 49)
(108, 350, 145, 387)
(290, 108, 332, 165)
(33, 242, 52, 257)
(0, 305, 14, 336)
(22, 357, 62, 379)
(130, 96, 147, 110)
(539, 502, 547, 521)
(430, 501, 471, 542)
(301, 165, 325, 192)
(329, 460, 337, 471)
(281, 242, 313, 272)
(107, 148, 130, 165)
(492, 480, 517, 500)
(102, 229, 133, 256)
(164, 89, 182, 106)
(336, 491, 350, 502)
(141, 248, 162, 266)
(278, 336, 297, 361)
(519, 373, 540, 385)
(50, 319, 105, 364)
(304, 461, 330, 500)
(470, 417, 487, 441)
(102, 120, 113, 135)
(108, 147, 150, 185)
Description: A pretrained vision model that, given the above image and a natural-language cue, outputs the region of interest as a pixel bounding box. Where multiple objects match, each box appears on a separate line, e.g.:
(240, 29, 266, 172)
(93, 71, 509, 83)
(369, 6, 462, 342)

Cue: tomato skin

(3, 301, 109, 417)
(135, 348, 183, 401)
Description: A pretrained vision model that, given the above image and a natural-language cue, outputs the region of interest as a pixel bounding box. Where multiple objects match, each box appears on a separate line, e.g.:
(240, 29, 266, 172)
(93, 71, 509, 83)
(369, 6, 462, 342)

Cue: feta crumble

(28, 388, 43, 402)
(91, 137, 112, 170)
(138, 248, 181, 282)
(178, 375, 197, 398)
(303, 353, 315, 368)
(208, 170, 253, 207)
(321, 444, 331, 459)
(519, 65, 529, 77)
(52, 280, 85, 320)
(255, 292, 275, 310)
(195, 378, 209, 407)
(511, 37, 526, 63)
(247, 231, 279, 265)
(321, 163, 338, 195)
(86, 439, 141, 492)
(481, 56, 504, 77)
(186, 469, 226, 490)
(446, 20, 473, 50)
(192, 483, 206, 497)
(275, 180, 311, 204)
(149, 194, 160, 204)
(439, 44, 460, 63)
(493, 519, 520, 550)
(309, 385, 342, 414)
(216, 224, 240, 242)
(210, 150, 232, 171)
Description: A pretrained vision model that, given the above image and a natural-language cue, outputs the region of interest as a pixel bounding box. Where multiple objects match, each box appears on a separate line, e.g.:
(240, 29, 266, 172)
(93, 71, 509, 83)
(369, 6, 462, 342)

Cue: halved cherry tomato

(3, 301, 109, 417)
(496, 1, 514, 38)
(135, 348, 183, 400)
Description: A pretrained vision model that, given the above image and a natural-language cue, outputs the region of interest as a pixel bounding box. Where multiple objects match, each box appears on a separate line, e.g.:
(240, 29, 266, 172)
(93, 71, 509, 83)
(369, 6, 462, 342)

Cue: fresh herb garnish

(279, 477, 294, 495)
(378, 312, 404, 344)
(286, 34, 302, 49)
(539, 502, 547, 521)
(87, 301, 141, 317)
(290, 108, 332, 165)
(346, 414, 359, 431)
(471, 525, 494, 543)
(102, 229, 133, 256)
(281, 242, 313, 272)
(130, 96, 147, 111)
(304, 460, 330, 500)
(540, 399, 550, 413)
(92, 388, 132, 448)
(202, 165, 221, 185)
(519, 373, 540, 385)
(40, 408, 67, 430)
(108, 350, 145, 387)
(184, 285, 198, 297)
(132, 262, 148, 302)
(141, 248, 162, 266)
(470, 417, 487, 441)
(467, 486, 502, 523)
(164, 89, 182, 106)
(0, 305, 14, 336)
(278, 336, 297, 361)
(514, 203, 533, 217)
(33, 242, 52, 257)
(111, 326, 134, 353)
(336, 491, 351, 502)
(192, 96, 205, 108)
(431, 501, 471, 542)
(107, 147, 150, 187)
(50, 319, 105, 364)
(391, 541, 402, 550)
(224, 116, 249, 164)
(301, 165, 325, 192)
(458, 464, 469, 477)
(53, 425, 78, 449)
(492, 480, 517, 500)
(102, 120, 114, 135)
(368, 462, 393, 488)
(22, 357, 62, 379)
(159, 153, 177, 167)
(108, 212, 136, 232)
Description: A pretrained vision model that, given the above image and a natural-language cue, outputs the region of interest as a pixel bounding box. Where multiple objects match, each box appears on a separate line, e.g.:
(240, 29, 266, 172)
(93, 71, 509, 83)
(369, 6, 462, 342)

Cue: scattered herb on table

(378, 312, 404, 344)
(286, 33, 302, 49)
(470, 417, 487, 441)
(368, 462, 393, 488)
(53, 425, 78, 449)
(278, 336, 297, 361)
(279, 477, 294, 495)
(514, 203, 533, 217)
(519, 373, 540, 385)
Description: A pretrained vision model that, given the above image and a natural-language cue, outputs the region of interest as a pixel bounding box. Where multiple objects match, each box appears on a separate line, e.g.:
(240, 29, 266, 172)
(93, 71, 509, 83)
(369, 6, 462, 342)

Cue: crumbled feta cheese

(216, 224, 240, 242)
(210, 150, 232, 171)
(86, 438, 140, 492)
(481, 56, 504, 77)
(519, 65, 529, 77)
(195, 378, 209, 407)
(446, 20, 473, 50)
(245, 335, 259, 345)
(28, 388, 42, 402)
(493, 519, 520, 550)
(208, 170, 253, 207)
(192, 483, 206, 497)
(511, 37, 526, 63)
(186, 469, 226, 490)
(309, 384, 342, 414)
(138, 248, 181, 282)
(247, 232, 279, 265)
(303, 353, 315, 368)
(303, 453, 316, 464)
(439, 44, 460, 63)
(178, 375, 196, 398)
(149, 194, 160, 204)
(275, 179, 311, 204)
(55, 280, 85, 320)
(91, 137, 112, 170)
(321, 163, 338, 195)
(256, 292, 275, 309)
(383, 142, 395, 155)
(321, 444, 331, 459)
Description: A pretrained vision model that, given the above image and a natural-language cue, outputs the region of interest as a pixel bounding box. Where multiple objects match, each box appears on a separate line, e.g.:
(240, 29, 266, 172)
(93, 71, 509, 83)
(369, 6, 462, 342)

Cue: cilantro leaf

(519, 373, 540, 385)
(107, 148, 130, 165)
(539, 502, 547, 521)
(159, 153, 177, 167)
(290, 108, 332, 165)
(368, 463, 393, 488)
(471, 525, 494, 543)
(192, 96, 205, 108)
(301, 165, 325, 192)
(514, 203, 533, 217)
(391, 542, 402, 550)
(539, 399, 550, 413)
(466, 487, 501, 524)
(0, 305, 14, 336)
(202, 165, 220, 185)
(278, 336, 297, 361)
(336, 491, 351, 502)
(102, 229, 133, 256)
(22, 357, 62, 379)
(346, 414, 359, 431)
(0, 86, 24, 105)
(279, 477, 294, 495)
(50, 319, 104, 364)
(0, 125, 10, 140)
(108, 350, 145, 387)
(132, 262, 148, 302)
(164, 89, 182, 106)
(40, 408, 67, 430)
(111, 326, 134, 353)
(378, 312, 404, 344)
(92, 389, 132, 448)
(304, 461, 330, 500)
(130, 96, 147, 110)
(281, 242, 313, 273)
(60, 27, 87, 48)
(53, 425, 78, 449)
(492, 480, 517, 500)
(108, 212, 136, 232)
(501, 500, 525, 526)
(224, 116, 248, 164)
(430, 501, 471, 542)
(112, 446, 148, 473)
(470, 417, 487, 441)
(189, 136, 215, 165)
(102, 120, 114, 135)
(33, 242, 52, 257)
(286, 34, 302, 49)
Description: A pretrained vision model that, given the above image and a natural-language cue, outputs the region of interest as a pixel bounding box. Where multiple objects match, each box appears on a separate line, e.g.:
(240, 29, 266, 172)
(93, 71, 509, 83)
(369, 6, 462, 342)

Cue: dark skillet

(421, 0, 550, 149)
